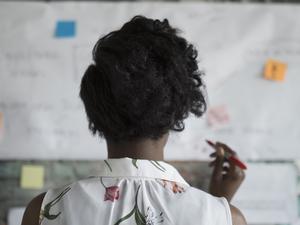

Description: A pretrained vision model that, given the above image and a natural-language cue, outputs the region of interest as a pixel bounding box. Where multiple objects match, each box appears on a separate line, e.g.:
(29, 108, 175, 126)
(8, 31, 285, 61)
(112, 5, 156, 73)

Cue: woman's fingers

(207, 140, 237, 158)
(209, 161, 230, 176)
(209, 154, 229, 167)
(222, 167, 229, 175)
(223, 166, 229, 171)
(208, 140, 240, 180)
(216, 142, 237, 156)
(210, 147, 227, 183)
(208, 140, 246, 202)
(226, 159, 246, 181)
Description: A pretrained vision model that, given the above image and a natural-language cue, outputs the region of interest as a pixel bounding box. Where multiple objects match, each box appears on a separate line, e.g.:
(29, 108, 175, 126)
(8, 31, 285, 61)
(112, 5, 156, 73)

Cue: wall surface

(1, 2, 300, 225)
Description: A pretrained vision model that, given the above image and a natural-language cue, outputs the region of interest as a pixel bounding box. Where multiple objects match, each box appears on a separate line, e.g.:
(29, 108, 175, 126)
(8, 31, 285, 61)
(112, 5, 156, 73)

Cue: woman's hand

(208, 142, 246, 202)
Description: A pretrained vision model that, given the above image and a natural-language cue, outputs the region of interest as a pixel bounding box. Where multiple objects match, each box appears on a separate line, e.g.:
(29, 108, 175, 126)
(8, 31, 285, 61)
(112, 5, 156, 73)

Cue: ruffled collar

(96, 157, 190, 186)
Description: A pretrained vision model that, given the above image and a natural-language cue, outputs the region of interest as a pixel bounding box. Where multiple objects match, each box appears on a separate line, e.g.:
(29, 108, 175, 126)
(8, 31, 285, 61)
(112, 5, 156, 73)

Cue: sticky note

(207, 105, 230, 127)
(55, 20, 76, 38)
(264, 59, 287, 81)
(21, 165, 45, 189)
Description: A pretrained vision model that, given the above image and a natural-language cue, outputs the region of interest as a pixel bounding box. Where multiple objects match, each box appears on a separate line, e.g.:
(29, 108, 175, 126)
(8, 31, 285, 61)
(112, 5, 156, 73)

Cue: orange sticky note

(264, 59, 287, 81)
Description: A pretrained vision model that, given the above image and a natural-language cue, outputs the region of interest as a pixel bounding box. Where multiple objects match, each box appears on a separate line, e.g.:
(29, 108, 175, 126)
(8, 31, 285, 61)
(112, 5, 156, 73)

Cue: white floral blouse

(39, 157, 232, 225)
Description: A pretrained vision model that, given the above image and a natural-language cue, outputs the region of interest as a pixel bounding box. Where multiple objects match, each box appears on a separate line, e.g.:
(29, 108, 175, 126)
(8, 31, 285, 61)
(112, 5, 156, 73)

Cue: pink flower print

(171, 182, 184, 193)
(160, 179, 185, 194)
(104, 186, 120, 202)
(100, 177, 120, 202)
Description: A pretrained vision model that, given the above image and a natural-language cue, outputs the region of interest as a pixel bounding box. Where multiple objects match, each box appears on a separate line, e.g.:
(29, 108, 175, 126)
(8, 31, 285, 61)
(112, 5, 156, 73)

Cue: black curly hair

(79, 15, 207, 143)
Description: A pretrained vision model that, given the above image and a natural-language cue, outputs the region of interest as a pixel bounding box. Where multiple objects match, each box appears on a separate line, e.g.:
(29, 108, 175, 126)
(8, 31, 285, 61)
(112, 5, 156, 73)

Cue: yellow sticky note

(264, 59, 287, 81)
(21, 165, 45, 189)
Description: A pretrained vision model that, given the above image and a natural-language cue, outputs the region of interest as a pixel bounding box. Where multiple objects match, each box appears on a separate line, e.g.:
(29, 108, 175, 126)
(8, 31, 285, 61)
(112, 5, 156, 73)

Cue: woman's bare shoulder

(21, 192, 46, 225)
(230, 204, 247, 225)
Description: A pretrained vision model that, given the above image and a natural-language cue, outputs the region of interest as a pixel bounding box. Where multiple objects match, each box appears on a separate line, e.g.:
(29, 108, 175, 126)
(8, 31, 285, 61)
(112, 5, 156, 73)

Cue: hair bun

(153, 19, 171, 33)
(121, 15, 176, 35)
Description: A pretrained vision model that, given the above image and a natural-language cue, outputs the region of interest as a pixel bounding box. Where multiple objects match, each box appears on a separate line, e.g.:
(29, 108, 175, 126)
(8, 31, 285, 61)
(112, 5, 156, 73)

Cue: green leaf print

(104, 160, 112, 172)
(131, 159, 166, 172)
(39, 186, 71, 224)
(45, 213, 61, 220)
(114, 185, 164, 225)
(135, 212, 145, 225)
(135, 208, 146, 225)
(149, 160, 166, 172)
(114, 207, 136, 225)
(132, 159, 138, 169)
(114, 185, 145, 225)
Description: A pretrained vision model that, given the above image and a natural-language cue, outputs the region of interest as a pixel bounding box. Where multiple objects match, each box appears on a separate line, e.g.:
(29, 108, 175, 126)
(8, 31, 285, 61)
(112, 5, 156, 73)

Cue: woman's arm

(208, 142, 246, 202)
(230, 204, 247, 225)
(21, 192, 46, 225)
(208, 141, 247, 225)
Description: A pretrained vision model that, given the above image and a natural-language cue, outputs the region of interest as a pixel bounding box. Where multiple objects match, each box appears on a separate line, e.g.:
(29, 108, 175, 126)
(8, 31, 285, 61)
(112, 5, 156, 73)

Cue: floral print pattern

(104, 159, 113, 172)
(132, 159, 166, 172)
(104, 159, 166, 172)
(145, 207, 164, 225)
(39, 158, 201, 225)
(104, 186, 120, 201)
(101, 177, 120, 202)
(113, 185, 144, 225)
(156, 179, 185, 194)
(113, 185, 164, 225)
(149, 160, 166, 172)
(39, 186, 71, 224)
(132, 159, 138, 169)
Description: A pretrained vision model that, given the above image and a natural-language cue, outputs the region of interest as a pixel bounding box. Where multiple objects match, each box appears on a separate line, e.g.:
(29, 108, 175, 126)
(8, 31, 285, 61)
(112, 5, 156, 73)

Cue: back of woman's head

(79, 15, 207, 143)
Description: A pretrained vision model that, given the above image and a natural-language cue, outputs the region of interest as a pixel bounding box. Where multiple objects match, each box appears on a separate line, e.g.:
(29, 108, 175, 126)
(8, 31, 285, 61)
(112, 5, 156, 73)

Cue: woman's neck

(106, 133, 169, 161)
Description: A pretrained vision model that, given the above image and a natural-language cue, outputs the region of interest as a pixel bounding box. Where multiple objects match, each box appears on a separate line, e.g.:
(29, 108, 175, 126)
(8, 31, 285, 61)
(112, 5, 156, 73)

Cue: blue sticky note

(55, 20, 76, 38)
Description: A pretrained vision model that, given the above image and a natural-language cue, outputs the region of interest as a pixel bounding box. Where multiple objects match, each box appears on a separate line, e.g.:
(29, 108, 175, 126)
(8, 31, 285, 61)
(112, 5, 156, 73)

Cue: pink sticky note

(206, 105, 230, 127)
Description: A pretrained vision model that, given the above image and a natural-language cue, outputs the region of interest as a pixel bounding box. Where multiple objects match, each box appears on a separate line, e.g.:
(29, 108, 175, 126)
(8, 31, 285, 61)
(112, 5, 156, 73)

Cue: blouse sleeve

(218, 197, 233, 225)
(39, 185, 71, 225)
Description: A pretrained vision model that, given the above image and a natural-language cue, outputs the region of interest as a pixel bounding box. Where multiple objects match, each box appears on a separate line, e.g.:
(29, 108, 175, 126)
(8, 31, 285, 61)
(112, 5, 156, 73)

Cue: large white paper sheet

(232, 163, 298, 224)
(0, 2, 300, 160)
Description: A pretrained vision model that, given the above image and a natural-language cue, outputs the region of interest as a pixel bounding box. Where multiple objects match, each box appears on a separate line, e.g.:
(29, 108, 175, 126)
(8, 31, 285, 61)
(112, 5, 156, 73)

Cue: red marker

(206, 140, 247, 170)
